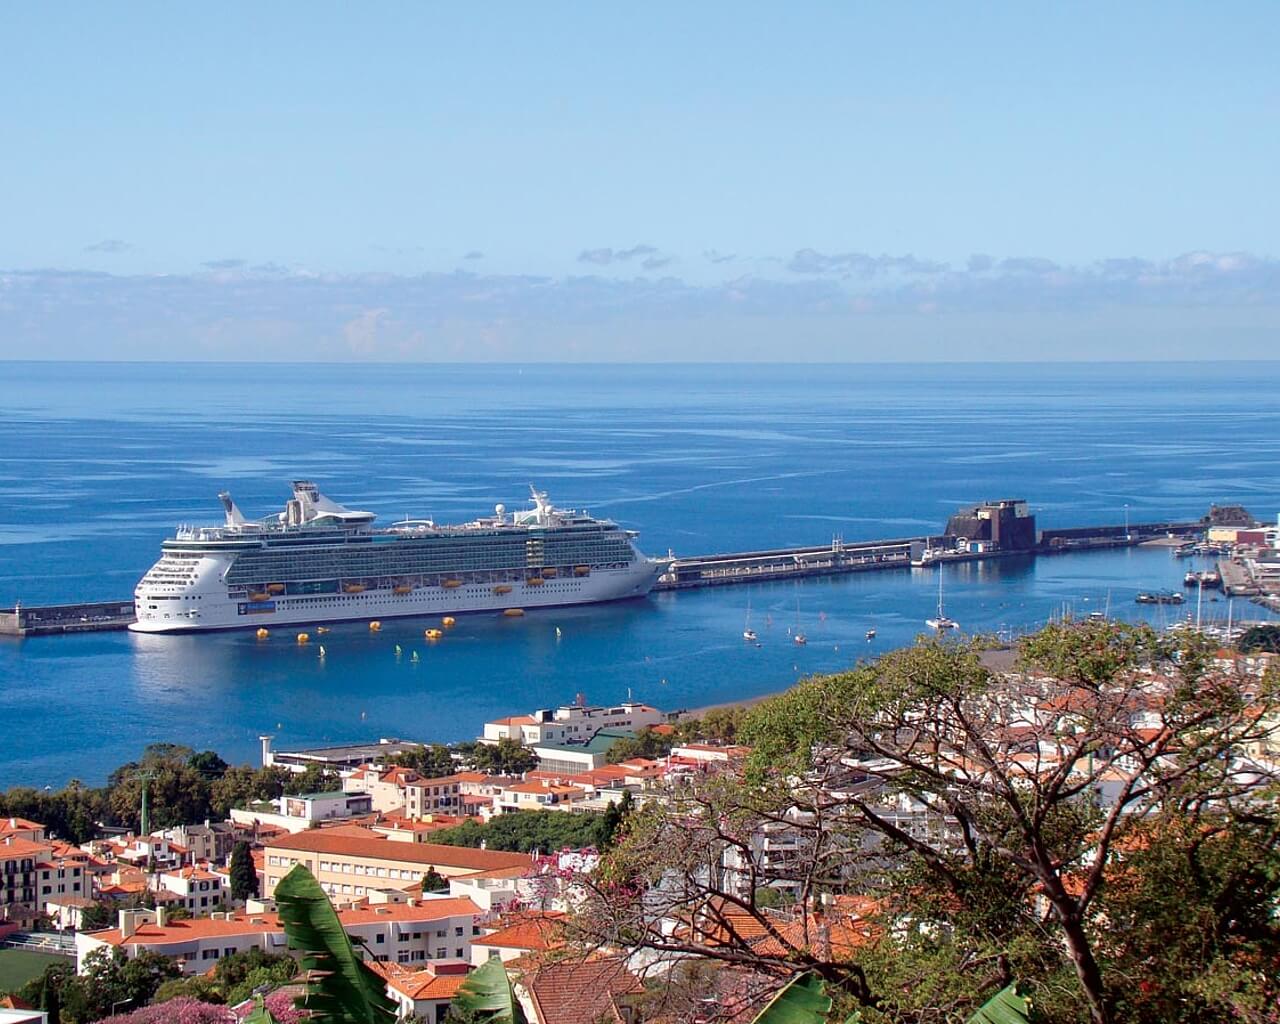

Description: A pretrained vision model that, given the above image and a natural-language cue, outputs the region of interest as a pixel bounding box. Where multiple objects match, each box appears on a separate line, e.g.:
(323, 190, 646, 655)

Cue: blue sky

(2, 3, 1278, 360)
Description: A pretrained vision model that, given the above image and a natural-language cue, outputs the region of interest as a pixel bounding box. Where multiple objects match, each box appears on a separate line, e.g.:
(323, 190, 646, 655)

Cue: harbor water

(1, 361, 1278, 785)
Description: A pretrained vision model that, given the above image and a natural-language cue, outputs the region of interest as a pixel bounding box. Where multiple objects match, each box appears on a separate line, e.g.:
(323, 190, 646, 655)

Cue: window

(454, 926, 463, 936)
(435, 947, 446, 959)
(375, 934, 385, 944)
(455, 948, 463, 958)
(202, 949, 219, 960)
(435, 929, 445, 938)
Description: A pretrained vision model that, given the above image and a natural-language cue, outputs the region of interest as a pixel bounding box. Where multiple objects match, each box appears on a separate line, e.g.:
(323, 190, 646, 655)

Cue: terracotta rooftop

(368, 961, 471, 1001)
(87, 897, 480, 946)
(477, 911, 566, 950)
(265, 827, 530, 871)
(524, 957, 644, 1024)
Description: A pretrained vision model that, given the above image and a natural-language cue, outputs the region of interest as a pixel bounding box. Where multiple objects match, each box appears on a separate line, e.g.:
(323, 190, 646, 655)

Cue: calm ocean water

(1, 361, 1278, 786)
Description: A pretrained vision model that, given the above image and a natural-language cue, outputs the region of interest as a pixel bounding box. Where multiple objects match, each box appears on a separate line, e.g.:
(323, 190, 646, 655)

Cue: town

(3, 596, 1280, 1023)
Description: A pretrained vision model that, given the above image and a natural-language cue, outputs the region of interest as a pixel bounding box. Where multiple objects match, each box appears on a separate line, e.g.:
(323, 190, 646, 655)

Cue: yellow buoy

(442, 616, 456, 628)
(425, 628, 444, 640)
(256, 628, 270, 640)
(296, 632, 310, 644)
(369, 621, 381, 631)
(503, 608, 525, 618)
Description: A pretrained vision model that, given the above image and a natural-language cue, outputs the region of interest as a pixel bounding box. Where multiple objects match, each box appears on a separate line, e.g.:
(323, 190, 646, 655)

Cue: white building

(75, 893, 484, 975)
(229, 790, 374, 834)
(482, 701, 665, 747)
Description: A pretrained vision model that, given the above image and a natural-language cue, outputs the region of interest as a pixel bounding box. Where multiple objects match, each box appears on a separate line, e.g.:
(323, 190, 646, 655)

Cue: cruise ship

(130, 481, 669, 633)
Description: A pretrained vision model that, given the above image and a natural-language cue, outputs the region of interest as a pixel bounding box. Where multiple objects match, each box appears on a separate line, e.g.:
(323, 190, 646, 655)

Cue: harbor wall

(0, 601, 136, 637)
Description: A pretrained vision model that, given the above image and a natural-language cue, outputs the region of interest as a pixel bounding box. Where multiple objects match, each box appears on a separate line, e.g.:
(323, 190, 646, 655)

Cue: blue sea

(1, 362, 1278, 787)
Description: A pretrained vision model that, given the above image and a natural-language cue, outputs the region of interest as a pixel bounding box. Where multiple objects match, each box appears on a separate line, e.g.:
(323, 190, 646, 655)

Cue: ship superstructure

(130, 481, 668, 633)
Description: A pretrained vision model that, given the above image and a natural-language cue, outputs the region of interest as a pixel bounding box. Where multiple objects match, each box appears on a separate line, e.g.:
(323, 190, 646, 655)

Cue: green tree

(421, 867, 449, 893)
(187, 750, 229, 777)
(433, 809, 607, 853)
(1239, 623, 1280, 653)
(283, 763, 342, 796)
(230, 840, 259, 902)
(581, 623, 1280, 1024)
(468, 739, 536, 775)
(393, 744, 458, 777)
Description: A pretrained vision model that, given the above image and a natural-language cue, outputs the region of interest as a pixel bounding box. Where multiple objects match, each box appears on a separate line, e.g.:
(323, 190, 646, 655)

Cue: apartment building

(76, 894, 484, 975)
(0, 837, 42, 924)
(370, 961, 471, 1023)
(261, 828, 530, 900)
(482, 701, 665, 747)
(345, 765, 425, 814)
(151, 865, 226, 916)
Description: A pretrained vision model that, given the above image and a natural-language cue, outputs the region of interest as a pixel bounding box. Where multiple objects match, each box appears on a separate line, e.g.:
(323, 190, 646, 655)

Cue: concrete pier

(0, 600, 136, 637)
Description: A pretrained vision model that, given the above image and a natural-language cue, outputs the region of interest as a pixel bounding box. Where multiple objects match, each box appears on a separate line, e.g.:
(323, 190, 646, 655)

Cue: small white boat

(793, 631, 807, 646)
(743, 629, 758, 642)
(743, 599, 757, 642)
(865, 628, 876, 640)
(927, 571, 959, 631)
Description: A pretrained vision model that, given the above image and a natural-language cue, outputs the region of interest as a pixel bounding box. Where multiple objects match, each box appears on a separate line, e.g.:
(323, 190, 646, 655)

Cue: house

(470, 911, 566, 965)
(260, 827, 531, 900)
(229, 790, 374, 834)
(489, 779, 590, 817)
(516, 957, 644, 1024)
(156, 821, 240, 863)
(345, 765, 426, 814)
(151, 865, 226, 916)
(369, 960, 472, 1023)
(75, 893, 483, 975)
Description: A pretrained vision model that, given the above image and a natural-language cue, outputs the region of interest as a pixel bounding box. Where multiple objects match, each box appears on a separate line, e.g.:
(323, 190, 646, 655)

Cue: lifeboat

(369, 621, 381, 632)
(574, 566, 590, 577)
(344, 583, 366, 594)
(542, 567, 558, 578)
(296, 632, 310, 644)
(441, 616, 456, 628)
(249, 591, 271, 602)
(493, 584, 513, 595)
(266, 583, 286, 595)
(255, 628, 270, 640)
(526, 577, 545, 586)
(425, 628, 444, 640)
(393, 584, 414, 595)
(443, 579, 463, 589)
(503, 608, 525, 618)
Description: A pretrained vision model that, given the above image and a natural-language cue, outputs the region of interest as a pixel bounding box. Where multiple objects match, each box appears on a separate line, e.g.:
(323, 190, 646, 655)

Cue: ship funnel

(218, 491, 248, 528)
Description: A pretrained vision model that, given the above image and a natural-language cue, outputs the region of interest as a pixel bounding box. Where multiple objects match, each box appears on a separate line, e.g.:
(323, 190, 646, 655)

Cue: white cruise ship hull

(130, 559, 665, 634)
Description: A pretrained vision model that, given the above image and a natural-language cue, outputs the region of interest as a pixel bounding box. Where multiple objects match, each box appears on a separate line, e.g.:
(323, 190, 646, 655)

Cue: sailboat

(792, 589, 807, 645)
(926, 570, 959, 631)
(743, 598, 758, 642)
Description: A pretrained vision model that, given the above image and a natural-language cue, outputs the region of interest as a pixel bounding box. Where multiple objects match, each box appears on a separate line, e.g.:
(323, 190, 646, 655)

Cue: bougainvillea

(96, 997, 234, 1024)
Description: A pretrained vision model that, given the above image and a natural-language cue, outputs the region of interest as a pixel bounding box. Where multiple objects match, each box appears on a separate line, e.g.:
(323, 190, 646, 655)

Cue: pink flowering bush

(258, 989, 304, 1023)
(96, 997, 234, 1024)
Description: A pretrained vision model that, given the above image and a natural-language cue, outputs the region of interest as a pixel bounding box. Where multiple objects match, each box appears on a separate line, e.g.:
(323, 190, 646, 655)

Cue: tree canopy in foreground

(577, 622, 1280, 1024)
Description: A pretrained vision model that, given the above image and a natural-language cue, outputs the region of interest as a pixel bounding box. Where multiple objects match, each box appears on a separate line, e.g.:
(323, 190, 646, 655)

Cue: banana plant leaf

(274, 863, 399, 1024)
(969, 984, 1033, 1024)
(750, 972, 835, 1024)
(451, 956, 529, 1024)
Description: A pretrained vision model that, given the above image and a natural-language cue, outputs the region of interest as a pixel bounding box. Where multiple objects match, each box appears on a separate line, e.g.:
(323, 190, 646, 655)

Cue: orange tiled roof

(524, 957, 643, 1024)
(478, 911, 566, 950)
(264, 827, 529, 871)
(88, 897, 480, 946)
(368, 961, 471, 1001)
(0, 836, 52, 859)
